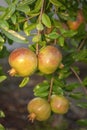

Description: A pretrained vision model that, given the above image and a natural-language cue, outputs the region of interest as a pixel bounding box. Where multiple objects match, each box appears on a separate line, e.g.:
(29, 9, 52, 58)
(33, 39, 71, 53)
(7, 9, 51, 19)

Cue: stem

(54, 39, 57, 45)
(77, 38, 86, 52)
(36, 0, 45, 55)
(39, 0, 45, 23)
(36, 42, 39, 56)
(70, 67, 87, 95)
(48, 77, 54, 102)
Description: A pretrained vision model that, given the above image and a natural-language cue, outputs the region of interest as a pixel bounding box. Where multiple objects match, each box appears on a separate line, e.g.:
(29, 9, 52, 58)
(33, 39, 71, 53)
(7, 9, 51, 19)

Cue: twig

(70, 67, 87, 95)
(73, 37, 87, 95)
(48, 77, 54, 102)
(39, 0, 45, 23)
(36, 0, 45, 55)
(77, 38, 86, 52)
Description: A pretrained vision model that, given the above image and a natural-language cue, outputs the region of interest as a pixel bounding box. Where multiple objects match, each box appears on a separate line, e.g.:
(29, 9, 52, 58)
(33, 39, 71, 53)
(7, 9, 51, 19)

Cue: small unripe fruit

(67, 10, 84, 30)
(8, 48, 37, 77)
(27, 97, 51, 122)
(50, 95, 69, 114)
(38, 46, 62, 74)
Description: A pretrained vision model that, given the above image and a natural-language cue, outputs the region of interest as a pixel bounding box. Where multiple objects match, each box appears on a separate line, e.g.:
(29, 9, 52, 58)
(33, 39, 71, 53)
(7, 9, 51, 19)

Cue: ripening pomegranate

(8, 48, 37, 77)
(67, 10, 84, 30)
(50, 95, 69, 114)
(27, 97, 51, 122)
(38, 46, 62, 74)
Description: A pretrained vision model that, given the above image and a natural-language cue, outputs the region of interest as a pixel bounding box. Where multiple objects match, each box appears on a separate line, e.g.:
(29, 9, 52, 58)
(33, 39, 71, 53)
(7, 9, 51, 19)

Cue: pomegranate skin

(50, 95, 69, 114)
(8, 48, 37, 77)
(67, 10, 84, 30)
(38, 46, 62, 74)
(27, 97, 51, 121)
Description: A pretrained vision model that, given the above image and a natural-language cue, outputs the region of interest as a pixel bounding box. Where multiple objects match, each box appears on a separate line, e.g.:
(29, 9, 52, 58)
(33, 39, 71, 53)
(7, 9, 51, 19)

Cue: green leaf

(77, 102, 87, 109)
(52, 78, 64, 95)
(53, 78, 65, 88)
(34, 81, 49, 93)
(34, 91, 49, 98)
(0, 6, 6, 12)
(13, 0, 19, 5)
(36, 23, 44, 31)
(27, 0, 42, 16)
(32, 34, 41, 43)
(53, 86, 64, 95)
(34, 80, 50, 97)
(72, 50, 87, 62)
(1, 4, 15, 20)
(0, 76, 7, 83)
(0, 45, 3, 51)
(24, 22, 37, 35)
(18, 0, 36, 6)
(65, 83, 80, 92)
(69, 92, 84, 99)
(28, 43, 36, 52)
(2, 28, 28, 43)
(77, 119, 87, 126)
(42, 13, 51, 28)
(0, 20, 9, 29)
(0, 110, 5, 118)
(58, 36, 64, 47)
(11, 14, 16, 25)
(58, 67, 71, 79)
(0, 124, 5, 130)
(63, 30, 77, 37)
(49, 0, 64, 7)
(19, 77, 29, 88)
(0, 36, 4, 43)
(46, 32, 60, 39)
(17, 5, 30, 13)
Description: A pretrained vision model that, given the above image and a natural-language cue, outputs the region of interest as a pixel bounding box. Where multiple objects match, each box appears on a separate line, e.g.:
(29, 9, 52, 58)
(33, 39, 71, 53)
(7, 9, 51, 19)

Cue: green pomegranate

(8, 47, 37, 77)
(27, 97, 51, 122)
(50, 95, 69, 114)
(38, 46, 62, 74)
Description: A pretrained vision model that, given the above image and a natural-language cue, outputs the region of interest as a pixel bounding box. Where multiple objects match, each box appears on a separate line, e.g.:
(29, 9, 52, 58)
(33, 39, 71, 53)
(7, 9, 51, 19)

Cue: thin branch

(36, 0, 45, 56)
(73, 37, 87, 95)
(39, 0, 45, 23)
(48, 77, 54, 102)
(77, 38, 86, 52)
(70, 67, 87, 95)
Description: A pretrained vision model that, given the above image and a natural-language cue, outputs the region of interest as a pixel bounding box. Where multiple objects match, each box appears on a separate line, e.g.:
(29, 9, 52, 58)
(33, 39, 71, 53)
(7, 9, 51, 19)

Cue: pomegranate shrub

(0, 0, 87, 128)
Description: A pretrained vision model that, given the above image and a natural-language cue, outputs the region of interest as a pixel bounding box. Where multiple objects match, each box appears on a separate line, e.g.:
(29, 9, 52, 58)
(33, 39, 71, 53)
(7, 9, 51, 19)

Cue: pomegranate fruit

(67, 10, 84, 30)
(8, 48, 37, 77)
(50, 95, 69, 114)
(27, 97, 51, 122)
(38, 46, 62, 74)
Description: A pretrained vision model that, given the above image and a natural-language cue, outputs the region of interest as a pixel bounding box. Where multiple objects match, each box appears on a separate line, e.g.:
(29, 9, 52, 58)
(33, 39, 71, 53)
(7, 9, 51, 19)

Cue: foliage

(0, 0, 87, 128)
(0, 110, 5, 130)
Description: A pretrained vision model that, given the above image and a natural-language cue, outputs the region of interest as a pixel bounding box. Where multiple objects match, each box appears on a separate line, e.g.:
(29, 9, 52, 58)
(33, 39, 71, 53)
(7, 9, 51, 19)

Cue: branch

(77, 38, 86, 52)
(39, 0, 45, 23)
(48, 77, 54, 102)
(70, 67, 87, 95)
(36, 0, 45, 56)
